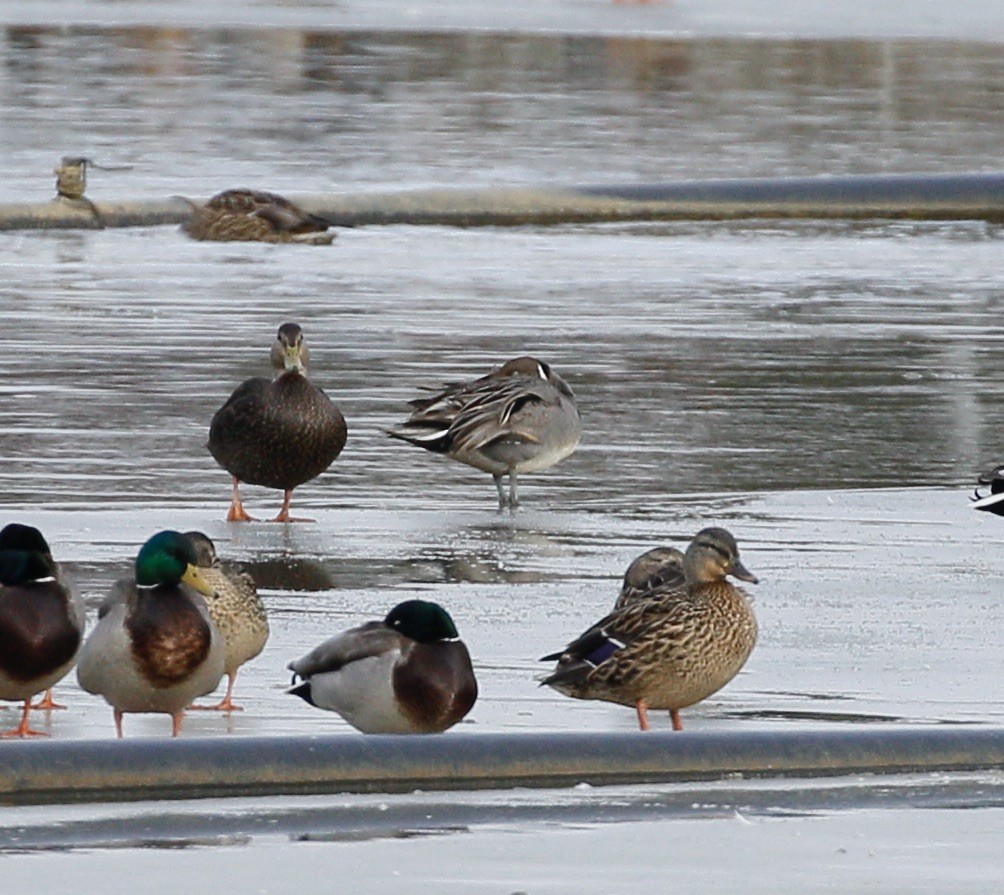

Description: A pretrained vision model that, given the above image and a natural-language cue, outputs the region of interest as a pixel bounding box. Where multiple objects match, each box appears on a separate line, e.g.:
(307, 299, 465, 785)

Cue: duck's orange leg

(272, 489, 313, 523)
(227, 476, 256, 522)
(30, 688, 66, 710)
(670, 708, 684, 731)
(114, 709, 125, 739)
(635, 700, 651, 731)
(171, 711, 185, 737)
(189, 672, 243, 712)
(2, 700, 49, 737)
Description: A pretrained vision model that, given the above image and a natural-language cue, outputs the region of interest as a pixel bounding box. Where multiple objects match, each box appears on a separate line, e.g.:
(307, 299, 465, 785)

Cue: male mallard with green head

(183, 531, 268, 712)
(208, 323, 347, 522)
(182, 188, 335, 245)
(0, 524, 84, 737)
(541, 527, 758, 731)
(389, 356, 581, 509)
(288, 599, 477, 734)
(76, 530, 225, 738)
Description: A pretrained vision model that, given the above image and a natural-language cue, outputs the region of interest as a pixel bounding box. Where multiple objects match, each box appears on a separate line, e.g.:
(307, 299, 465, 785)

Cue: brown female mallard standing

(541, 527, 758, 731)
(208, 323, 347, 522)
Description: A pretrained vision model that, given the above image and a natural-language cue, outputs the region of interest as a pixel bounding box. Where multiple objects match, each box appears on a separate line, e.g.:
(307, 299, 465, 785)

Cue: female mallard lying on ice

(0, 524, 84, 737)
(541, 528, 758, 732)
(288, 599, 477, 734)
(181, 188, 335, 244)
(208, 322, 347, 522)
(76, 530, 225, 738)
(389, 356, 581, 509)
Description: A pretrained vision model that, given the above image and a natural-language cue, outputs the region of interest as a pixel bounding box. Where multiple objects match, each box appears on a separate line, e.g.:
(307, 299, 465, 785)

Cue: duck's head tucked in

(683, 527, 758, 586)
(287, 598, 476, 734)
(135, 530, 215, 596)
(0, 523, 56, 585)
(183, 531, 218, 569)
(270, 322, 308, 376)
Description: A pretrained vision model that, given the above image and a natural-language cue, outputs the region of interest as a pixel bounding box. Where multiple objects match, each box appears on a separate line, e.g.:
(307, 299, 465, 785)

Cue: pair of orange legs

(112, 676, 244, 738)
(226, 477, 313, 523)
(635, 700, 684, 732)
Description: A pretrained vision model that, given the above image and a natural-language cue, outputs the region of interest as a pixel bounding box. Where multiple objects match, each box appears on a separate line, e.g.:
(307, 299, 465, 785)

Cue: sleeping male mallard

(76, 530, 225, 738)
(0, 524, 84, 737)
(288, 599, 477, 734)
(208, 322, 348, 522)
(181, 188, 335, 244)
(389, 356, 581, 509)
(541, 528, 758, 732)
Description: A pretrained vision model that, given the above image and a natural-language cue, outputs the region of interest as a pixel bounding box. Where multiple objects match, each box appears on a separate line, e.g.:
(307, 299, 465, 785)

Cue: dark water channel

(1, 19, 1003, 893)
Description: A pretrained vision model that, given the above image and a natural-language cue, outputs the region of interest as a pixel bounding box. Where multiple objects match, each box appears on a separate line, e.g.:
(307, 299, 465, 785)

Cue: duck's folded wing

(288, 622, 404, 677)
(449, 377, 556, 454)
(96, 578, 134, 620)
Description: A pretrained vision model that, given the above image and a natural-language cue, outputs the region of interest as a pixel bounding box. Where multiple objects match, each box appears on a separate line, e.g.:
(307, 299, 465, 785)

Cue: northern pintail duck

(614, 545, 686, 610)
(288, 599, 478, 734)
(389, 356, 581, 508)
(541, 527, 758, 731)
(208, 323, 348, 522)
(183, 532, 268, 712)
(181, 188, 335, 244)
(0, 524, 84, 737)
(971, 465, 1004, 515)
(76, 531, 225, 738)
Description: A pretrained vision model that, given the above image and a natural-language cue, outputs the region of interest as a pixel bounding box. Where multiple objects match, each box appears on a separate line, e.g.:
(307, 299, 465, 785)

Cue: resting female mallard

(181, 188, 335, 245)
(614, 545, 686, 610)
(208, 322, 347, 522)
(76, 530, 225, 738)
(0, 524, 84, 738)
(184, 531, 268, 712)
(541, 527, 758, 731)
(389, 356, 581, 508)
(288, 599, 477, 734)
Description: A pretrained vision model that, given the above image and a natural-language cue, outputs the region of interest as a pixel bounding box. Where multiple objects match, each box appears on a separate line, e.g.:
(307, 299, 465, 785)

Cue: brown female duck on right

(182, 188, 335, 245)
(541, 527, 758, 732)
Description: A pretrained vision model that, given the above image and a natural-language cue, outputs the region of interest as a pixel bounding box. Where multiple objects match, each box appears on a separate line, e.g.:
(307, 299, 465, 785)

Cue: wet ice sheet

(4, 485, 1002, 742)
(2, 787, 1002, 894)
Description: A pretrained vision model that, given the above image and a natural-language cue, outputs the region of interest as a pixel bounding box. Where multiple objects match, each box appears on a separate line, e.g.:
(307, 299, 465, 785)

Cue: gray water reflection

(2, 29, 1004, 203)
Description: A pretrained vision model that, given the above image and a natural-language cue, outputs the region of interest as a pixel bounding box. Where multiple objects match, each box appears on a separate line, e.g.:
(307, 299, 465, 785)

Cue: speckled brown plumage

(184, 532, 268, 711)
(208, 323, 347, 521)
(542, 527, 758, 731)
(182, 189, 335, 244)
(614, 545, 686, 610)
